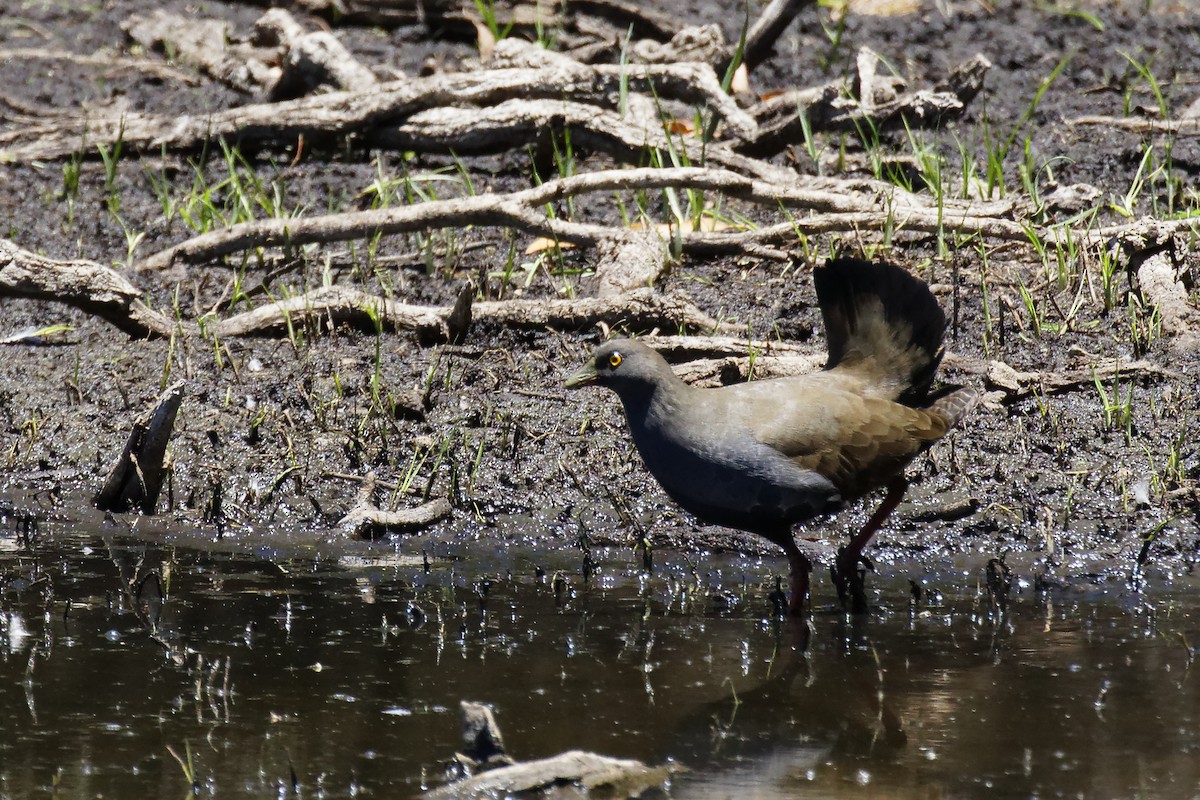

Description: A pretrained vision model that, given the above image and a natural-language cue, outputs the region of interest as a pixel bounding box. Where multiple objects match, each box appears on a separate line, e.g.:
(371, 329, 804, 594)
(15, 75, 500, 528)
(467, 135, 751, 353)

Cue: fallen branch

(338, 472, 453, 538)
(471, 288, 733, 334)
(0, 238, 176, 339)
(213, 283, 472, 344)
(0, 47, 198, 85)
(745, 53, 991, 154)
(1071, 115, 1200, 136)
(0, 57, 754, 162)
(95, 381, 185, 515)
(740, 0, 813, 69)
(135, 166, 1014, 271)
(984, 357, 1180, 400)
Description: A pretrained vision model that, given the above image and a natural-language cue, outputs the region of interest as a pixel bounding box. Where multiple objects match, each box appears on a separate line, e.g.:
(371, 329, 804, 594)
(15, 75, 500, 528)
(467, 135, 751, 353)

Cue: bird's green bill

(564, 363, 597, 389)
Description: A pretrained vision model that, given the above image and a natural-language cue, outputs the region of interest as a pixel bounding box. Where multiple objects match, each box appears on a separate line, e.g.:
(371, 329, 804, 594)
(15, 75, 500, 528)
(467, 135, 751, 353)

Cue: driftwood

(94, 381, 185, 515)
(426, 699, 681, 799)
(337, 472, 453, 538)
(0, 238, 176, 339)
(425, 750, 678, 799)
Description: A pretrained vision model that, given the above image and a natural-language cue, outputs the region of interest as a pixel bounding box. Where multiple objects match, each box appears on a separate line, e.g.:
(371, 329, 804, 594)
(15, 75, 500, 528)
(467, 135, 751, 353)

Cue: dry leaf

(525, 237, 576, 255)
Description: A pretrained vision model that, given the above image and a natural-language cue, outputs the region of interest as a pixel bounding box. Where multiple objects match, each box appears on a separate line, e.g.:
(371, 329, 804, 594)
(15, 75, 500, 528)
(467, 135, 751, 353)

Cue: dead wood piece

(425, 749, 679, 799)
(1135, 249, 1197, 339)
(260, 9, 379, 99)
(570, 0, 679, 40)
(745, 53, 991, 155)
(0, 47, 200, 85)
(985, 358, 1179, 400)
(1071, 115, 1200, 135)
(138, 165, 990, 274)
(123, 10, 278, 93)
(639, 334, 817, 361)
(212, 285, 452, 343)
(94, 382, 186, 515)
(591, 229, 668, 297)
(0, 238, 176, 339)
(741, 0, 813, 70)
(125, 8, 376, 97)
(902, 494, 980, 523)
(0, 56, 755, 163)
(338, 472, 453, 538)
(633, 24, 726, 64)
(487, 41, 757, 138)
(672, 352, 826, 386)
(457, 701, 514, 770)
(472, 288, 735, 335)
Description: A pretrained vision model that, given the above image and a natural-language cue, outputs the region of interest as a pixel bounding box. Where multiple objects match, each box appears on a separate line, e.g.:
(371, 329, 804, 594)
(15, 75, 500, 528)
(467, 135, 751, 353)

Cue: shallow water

(2, 521, 1199, 799)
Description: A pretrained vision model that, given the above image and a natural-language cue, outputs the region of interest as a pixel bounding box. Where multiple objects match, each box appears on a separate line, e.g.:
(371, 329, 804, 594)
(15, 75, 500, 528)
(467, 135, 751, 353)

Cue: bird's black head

(564, 339, 669, 395)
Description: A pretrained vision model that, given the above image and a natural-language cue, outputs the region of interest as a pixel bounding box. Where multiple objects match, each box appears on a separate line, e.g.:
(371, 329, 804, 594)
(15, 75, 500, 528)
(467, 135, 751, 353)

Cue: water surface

(2, 521, 1197, 799)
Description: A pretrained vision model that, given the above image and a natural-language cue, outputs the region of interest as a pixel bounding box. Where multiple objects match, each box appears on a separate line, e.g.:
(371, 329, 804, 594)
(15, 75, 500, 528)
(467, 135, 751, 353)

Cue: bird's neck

(619, 376, 689, 433)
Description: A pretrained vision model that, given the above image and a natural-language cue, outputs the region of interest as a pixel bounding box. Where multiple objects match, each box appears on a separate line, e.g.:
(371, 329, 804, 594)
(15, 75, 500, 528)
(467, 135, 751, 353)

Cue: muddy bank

(1, 0, 1198, 600)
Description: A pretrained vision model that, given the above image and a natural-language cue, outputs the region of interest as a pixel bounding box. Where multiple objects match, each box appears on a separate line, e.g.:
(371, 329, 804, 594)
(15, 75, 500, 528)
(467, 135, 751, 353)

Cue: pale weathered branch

(0, 57, 755, 162)
(0, 238, 177, 338)
(1072, 115, 1200, 136)
(338, 471, 453, 538)
(213, 284, 456, 342)
(135, 166, 1014, 272)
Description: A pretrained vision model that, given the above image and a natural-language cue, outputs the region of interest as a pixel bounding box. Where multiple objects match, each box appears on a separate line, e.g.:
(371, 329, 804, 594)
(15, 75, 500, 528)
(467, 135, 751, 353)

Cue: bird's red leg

(781, 538, 812, 616)
(834, 475, 908, 613)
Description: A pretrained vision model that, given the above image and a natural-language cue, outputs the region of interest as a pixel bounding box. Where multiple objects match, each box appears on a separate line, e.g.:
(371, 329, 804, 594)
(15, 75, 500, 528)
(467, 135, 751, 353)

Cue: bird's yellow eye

(608, 352, 623, 368)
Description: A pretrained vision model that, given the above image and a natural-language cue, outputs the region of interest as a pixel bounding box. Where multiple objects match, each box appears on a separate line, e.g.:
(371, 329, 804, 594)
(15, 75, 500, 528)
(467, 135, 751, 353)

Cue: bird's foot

(832, 546, 873, 614)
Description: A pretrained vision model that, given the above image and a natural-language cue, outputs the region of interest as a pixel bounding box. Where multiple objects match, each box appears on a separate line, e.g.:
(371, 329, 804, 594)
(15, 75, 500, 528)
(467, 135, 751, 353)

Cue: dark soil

(1, 0, 1198, 596)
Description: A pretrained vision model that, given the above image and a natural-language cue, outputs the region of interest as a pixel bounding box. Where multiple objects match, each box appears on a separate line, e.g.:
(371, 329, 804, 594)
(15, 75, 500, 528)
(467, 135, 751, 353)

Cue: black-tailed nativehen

(565, 257, 978, 614)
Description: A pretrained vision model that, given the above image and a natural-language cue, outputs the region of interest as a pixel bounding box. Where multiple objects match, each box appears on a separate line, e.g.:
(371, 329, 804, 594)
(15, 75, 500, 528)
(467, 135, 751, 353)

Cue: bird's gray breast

(622, 394, 840, 532)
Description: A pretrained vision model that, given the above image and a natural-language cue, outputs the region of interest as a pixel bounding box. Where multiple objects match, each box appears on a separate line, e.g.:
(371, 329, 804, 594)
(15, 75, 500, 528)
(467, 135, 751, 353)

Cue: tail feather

(814, 257, 947, 405)
(924, 385, 981, 429)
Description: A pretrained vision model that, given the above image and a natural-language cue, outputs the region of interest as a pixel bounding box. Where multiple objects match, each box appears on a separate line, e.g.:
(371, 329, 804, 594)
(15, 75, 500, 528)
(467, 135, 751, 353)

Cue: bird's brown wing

(747, 388, 947, 500)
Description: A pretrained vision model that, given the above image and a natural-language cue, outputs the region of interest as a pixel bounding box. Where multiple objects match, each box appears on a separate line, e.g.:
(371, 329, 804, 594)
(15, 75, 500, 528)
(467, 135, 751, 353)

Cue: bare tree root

(0, 238, 177, 339)
(740, 0, 815, 70)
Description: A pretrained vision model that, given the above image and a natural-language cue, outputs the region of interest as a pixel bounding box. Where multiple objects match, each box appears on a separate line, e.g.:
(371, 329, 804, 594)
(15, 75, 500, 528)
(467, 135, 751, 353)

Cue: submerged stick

(94, 381, 185, 515)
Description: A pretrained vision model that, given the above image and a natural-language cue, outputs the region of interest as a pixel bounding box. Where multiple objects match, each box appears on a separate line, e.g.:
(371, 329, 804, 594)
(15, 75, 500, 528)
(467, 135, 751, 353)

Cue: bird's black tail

(814, 257, 947, 405)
